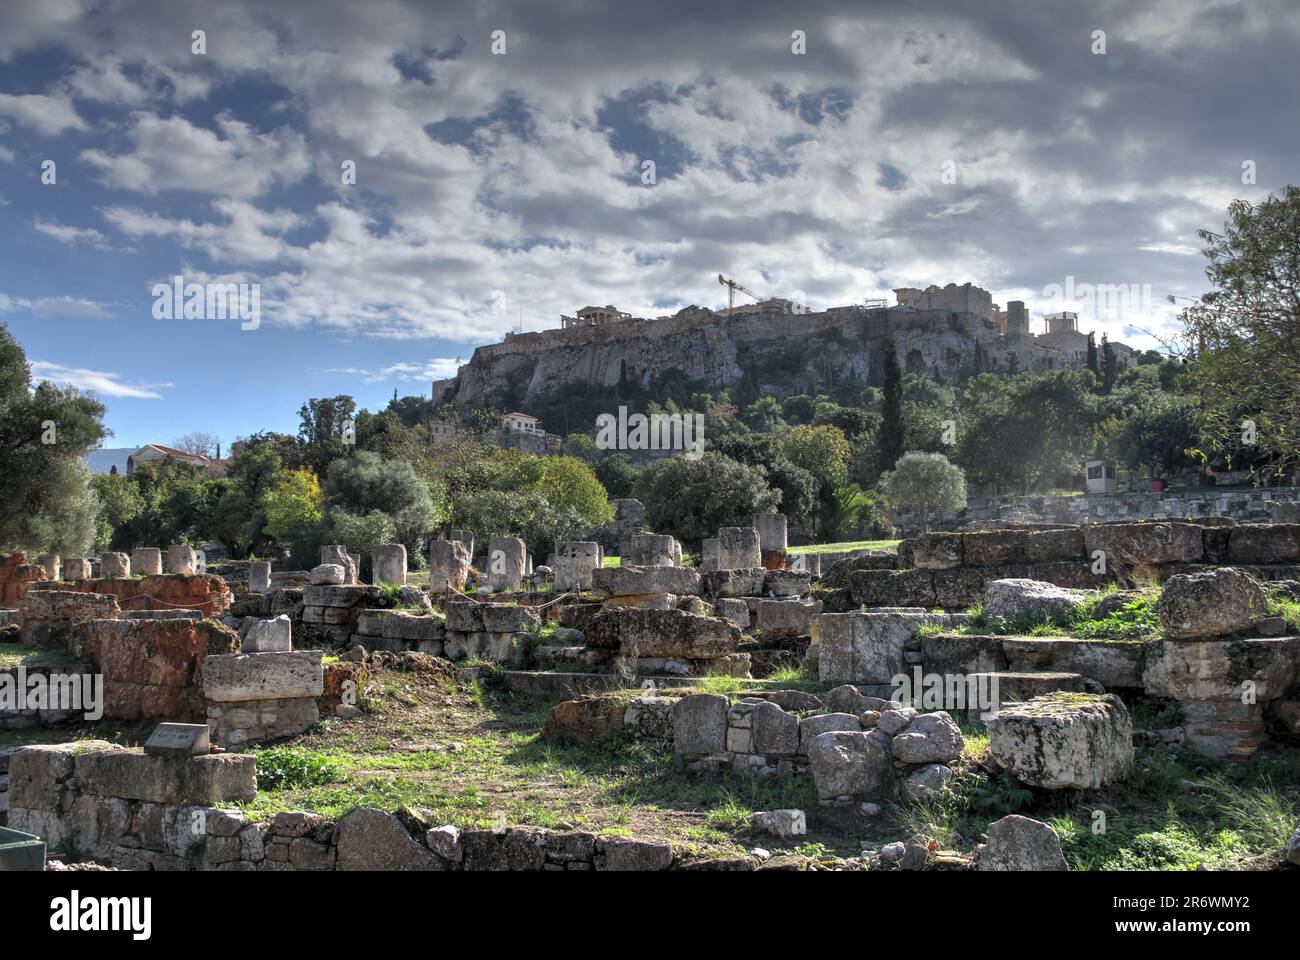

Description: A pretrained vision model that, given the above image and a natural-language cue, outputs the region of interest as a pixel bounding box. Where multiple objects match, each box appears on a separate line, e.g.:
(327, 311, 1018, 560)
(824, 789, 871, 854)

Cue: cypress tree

(879, 340, 905, 473)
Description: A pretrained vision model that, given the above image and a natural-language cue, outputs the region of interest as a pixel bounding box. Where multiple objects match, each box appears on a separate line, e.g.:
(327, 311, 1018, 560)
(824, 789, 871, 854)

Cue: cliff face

(444, 307, 1067, 408)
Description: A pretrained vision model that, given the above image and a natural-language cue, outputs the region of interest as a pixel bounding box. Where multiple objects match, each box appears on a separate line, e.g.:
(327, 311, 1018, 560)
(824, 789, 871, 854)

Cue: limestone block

(372, 544, 407, 586)
(797, 712, 861, 754)
(978, 815, 1067, 871)
(1141, 637, 1297, 701)
(335, 807, 449, 871)
(99, 551, 131, 578)
(167, 544, 198, 575)
(750, 701, 799, 755)
(428, 539, 471, 593)
(1158, 568, 1267, 639)
(622, 534, 677, 567)
(1226, 524, 1300, 564)
(202, 650, 325, 702)
(714, 597, 750, 629)
(890, 711, 964, 763)
(817, 610, 943, 686)
(763, 569, 810, 597)
(756, 598, 821, 639)
(672, 694, 729, 755)
(592, 565, 701, 597)
(1083, 522, 1204, 566)
(132, 547, 163, 576)
(487, 537, 526, 592)
(552, 541, 600, 591)
(310, 564, 346, 586)
(241, 614, 292, 653)
(983, 578, 1092, 626)
(320, 545, 357, 584)
(987, 693, 1134, 789)
(911, 533, 963, 570)
(717, 527, 761, 570)
(701, 567, 764, 598)
(807, 729, 894, 801)
(249, 561, 272, 593)
(73, 747, 257, 803)
(752, 514, 788, 553)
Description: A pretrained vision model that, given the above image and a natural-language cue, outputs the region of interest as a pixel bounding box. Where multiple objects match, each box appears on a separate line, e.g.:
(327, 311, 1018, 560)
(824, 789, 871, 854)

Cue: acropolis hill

(433, 282, 1138, 408)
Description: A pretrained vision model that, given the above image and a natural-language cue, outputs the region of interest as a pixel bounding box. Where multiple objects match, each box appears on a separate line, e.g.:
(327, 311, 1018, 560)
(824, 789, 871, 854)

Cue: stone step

(1000, 636, 1143, 688)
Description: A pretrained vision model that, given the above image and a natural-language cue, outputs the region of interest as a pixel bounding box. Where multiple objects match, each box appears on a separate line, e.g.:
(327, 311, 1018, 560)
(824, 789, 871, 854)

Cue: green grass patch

(252, 746, 346, 791)
(0, 642, 82, 669)
(788, 539, 900, 555)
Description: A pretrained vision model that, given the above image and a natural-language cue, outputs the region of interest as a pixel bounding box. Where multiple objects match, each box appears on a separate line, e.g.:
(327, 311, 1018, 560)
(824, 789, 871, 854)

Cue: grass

(218, 669, 830, 856)
(0, 642, 81, 669)
(1264, 588, 1300, 631)
(787, 539, 900, 555)
(940, 588, 1161, 640)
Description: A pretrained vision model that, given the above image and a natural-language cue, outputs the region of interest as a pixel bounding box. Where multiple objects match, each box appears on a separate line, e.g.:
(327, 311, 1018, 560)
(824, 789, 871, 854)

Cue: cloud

(0, 293, 109, 318)
(0, 0, 1294, 350)
(0, 92, 86, 135)
(29, 361, 171, 399)
(34, 218, 129, 252)
(82, 112, 312, 197)
(324, 358, 464, 383)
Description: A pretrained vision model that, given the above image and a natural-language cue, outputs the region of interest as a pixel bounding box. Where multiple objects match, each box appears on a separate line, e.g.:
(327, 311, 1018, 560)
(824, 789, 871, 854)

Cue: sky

(0, 0, 1296, 452)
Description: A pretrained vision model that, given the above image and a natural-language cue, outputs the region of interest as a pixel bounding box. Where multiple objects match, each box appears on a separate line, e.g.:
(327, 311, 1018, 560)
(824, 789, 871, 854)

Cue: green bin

(0, 826, 47, 871)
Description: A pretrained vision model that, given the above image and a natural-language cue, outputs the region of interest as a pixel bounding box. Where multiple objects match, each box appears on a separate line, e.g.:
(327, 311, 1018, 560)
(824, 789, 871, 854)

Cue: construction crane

(718, 273, 763, 311)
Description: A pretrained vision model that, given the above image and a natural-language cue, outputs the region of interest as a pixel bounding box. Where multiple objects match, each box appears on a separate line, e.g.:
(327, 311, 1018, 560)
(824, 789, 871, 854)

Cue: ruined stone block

(592, 565, 701, 597)
(202, 650, 325, 702)
(167, 544, 198, 576)
(241, 614, 292, 653)
(132, 547, 163, 576)
(553, 541, 600, 591)
(372, 543, 407, 586)
(487, 537, 527, 592)
(428, 539, 471, 593)
(717, 527, 761, 570)
(755, 598, 821, 639)
(1227, 524, 1300, 564)
(319, 545, 357, 584)
(987, 693, 1134, 789)
(99, 551, 131, 578)
(672, 694, 729, 755)
(1083, 522, 1204, 566)
(1158, 567, 1267, 639)
(910, 532, 963, 570)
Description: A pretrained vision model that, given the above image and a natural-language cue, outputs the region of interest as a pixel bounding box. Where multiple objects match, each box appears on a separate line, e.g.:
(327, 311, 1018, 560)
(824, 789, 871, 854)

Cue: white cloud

(324, 358, 463, 383)
(0, 293, 108, 318)
(29, 361, 170, 399)
(0, 92, 86, 135)
(34, 218, 127, 252)
(82, 112, 312, 197)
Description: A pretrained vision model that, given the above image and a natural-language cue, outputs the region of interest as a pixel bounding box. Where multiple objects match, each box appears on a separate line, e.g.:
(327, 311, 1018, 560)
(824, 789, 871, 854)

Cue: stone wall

(27, 573, 233, 616)
(7, 741, 686, 871)
(0, 551, 48, 607)
(891, 487, 1300, 536)
(854, 522, 1300, 610)
(69, 617, 240, 722)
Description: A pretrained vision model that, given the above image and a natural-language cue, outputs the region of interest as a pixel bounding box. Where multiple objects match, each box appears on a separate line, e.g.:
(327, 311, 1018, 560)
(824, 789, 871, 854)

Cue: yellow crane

(718, 273, 763, 311)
